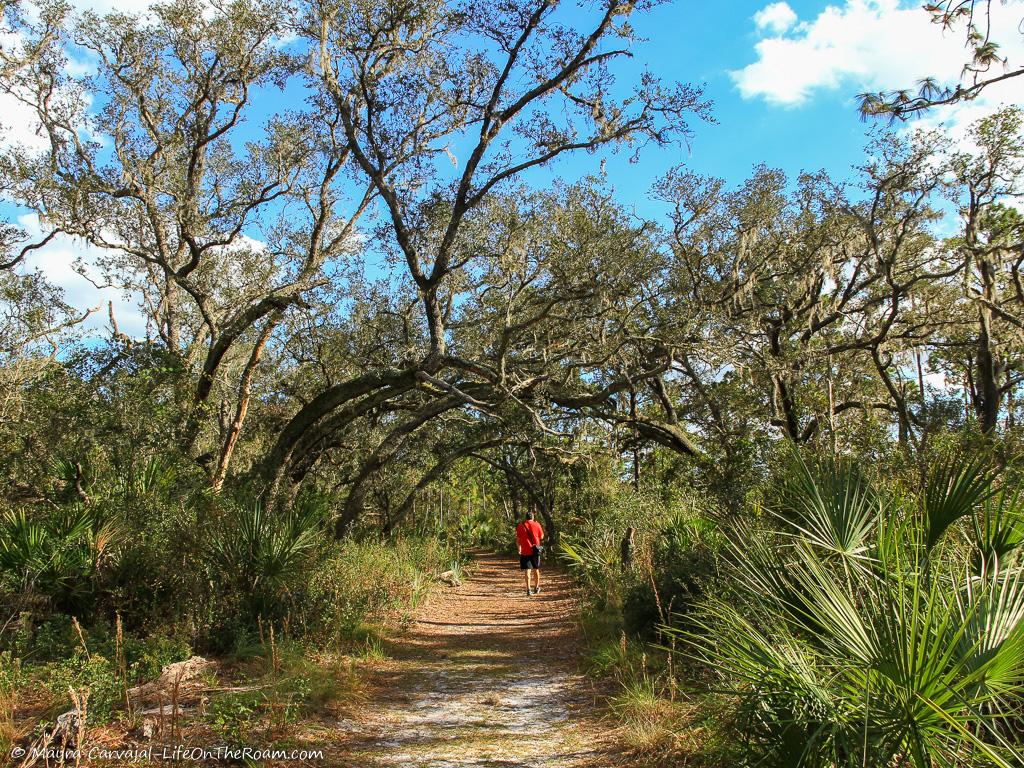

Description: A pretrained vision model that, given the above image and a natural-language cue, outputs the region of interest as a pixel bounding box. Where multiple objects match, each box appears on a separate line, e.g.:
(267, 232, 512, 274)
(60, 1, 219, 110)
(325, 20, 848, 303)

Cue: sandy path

(338, 551, 620, 768)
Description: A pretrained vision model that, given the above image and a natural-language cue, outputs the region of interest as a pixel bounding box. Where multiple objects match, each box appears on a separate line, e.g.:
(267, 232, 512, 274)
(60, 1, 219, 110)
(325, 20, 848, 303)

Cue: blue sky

(4, 0, 1024, 336)
(556, 0, 1024, 206)
(582, 1, 874, 195)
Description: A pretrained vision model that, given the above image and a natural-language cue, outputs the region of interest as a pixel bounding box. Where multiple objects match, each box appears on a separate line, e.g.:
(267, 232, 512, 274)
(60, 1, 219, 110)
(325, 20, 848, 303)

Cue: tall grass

(303, 537, 457, 646)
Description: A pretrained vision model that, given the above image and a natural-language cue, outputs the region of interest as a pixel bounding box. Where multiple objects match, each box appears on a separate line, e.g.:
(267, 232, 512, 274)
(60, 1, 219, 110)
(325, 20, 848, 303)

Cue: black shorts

(519, 552, 540, 569)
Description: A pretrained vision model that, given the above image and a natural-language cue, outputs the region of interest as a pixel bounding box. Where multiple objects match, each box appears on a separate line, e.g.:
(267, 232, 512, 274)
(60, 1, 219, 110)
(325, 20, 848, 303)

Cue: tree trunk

(773, 373, 802, 443)
(211, 316, 279, 493)
(975, 303, 1000, 434)
(260, 367, 422, 502)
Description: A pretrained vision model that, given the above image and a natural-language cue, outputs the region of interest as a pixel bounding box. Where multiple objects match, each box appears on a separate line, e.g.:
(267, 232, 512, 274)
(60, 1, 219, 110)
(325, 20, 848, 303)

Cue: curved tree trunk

(337, 396, 465, 534)
(257, 365, 423, 499)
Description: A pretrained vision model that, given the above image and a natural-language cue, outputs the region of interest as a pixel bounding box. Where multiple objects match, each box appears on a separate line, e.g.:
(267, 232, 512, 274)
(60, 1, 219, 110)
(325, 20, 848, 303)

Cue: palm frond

(923, 454, 996, 551)
(774, 454, 880, 563)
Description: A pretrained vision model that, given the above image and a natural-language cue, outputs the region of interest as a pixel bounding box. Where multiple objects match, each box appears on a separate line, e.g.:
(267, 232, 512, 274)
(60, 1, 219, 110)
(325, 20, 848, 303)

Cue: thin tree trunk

(1007, 371, 1016, 430)
(773, 374, 802, 443)
(871, 348, 913, 447)
(630, 389, 640, 489)
(916, 348, 926, 410)
(827, 357, 837, 453)
(212, 316, 279, 493)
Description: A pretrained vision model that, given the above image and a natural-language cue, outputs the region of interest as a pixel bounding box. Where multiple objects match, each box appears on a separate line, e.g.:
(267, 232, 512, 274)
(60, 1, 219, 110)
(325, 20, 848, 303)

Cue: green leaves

(559, 536, 619, 586)
(0, 505, 119, 612)
(207, 502, 325, 618)
(775, 454, 880, 563)
(973, 490, 1024, 575)
(682, 455, 1024, 768)
(922, 454, 997, 551)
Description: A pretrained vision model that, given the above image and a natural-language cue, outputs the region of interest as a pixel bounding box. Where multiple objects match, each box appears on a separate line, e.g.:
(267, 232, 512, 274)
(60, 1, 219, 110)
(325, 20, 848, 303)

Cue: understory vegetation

(560, 443, 1024, 767)
(2, 0, 1023, 765)
(0, 489, 465, 757)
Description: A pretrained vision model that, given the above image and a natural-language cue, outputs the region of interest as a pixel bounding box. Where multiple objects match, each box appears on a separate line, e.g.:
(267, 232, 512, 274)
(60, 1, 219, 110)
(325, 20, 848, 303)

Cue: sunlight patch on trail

(338, 553, 614, 768)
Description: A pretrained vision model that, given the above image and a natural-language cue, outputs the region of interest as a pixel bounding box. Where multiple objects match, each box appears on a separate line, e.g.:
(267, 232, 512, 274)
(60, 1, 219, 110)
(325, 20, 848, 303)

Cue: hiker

(515, 511, 545, 596)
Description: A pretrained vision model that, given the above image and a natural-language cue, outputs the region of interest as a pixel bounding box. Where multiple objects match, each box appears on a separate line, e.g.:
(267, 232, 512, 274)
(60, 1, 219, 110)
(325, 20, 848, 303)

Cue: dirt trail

(338, 551, 620, 768)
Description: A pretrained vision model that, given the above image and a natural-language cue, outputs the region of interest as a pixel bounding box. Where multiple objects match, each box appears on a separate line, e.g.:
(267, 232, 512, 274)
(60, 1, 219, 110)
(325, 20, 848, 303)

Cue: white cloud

(15, 214, 148, 340)
(754, 2, 798, 35)
(1, 0, 159, 340)
(0, 21, 48, 151)
(733, 0, 1024, 113)
(0, 92, 48, 152)
(69, 0, 157, 14)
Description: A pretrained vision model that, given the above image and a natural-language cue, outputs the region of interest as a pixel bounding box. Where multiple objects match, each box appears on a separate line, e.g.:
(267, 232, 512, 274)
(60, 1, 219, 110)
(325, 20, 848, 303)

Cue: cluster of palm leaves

(682, 454, 1024, 768)
(0, 506, 120, 613)
(0, 456, 180, 614)
(207, 503, 325, 621)
(561, 534, 622, 587)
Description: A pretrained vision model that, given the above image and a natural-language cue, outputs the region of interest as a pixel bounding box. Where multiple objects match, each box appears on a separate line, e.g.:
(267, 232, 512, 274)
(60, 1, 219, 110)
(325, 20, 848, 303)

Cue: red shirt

(516, 520, 544, 555)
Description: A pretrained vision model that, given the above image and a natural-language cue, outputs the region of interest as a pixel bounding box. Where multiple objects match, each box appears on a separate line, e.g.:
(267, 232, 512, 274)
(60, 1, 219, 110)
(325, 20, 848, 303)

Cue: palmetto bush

(560, 534, 622, 591)
(0, 505, 121, 614)
(207, 503, 325, 625)
(683, 454, 1024, 768)
(0, 456, 174, 614)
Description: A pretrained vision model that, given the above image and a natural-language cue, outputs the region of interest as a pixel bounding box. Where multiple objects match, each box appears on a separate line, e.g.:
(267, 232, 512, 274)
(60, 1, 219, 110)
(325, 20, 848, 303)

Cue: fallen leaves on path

(339, 551, 622, 768)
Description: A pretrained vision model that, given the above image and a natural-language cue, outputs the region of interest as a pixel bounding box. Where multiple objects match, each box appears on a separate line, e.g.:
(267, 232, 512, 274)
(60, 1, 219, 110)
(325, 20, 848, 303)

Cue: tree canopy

(2, 0, 1024, 540)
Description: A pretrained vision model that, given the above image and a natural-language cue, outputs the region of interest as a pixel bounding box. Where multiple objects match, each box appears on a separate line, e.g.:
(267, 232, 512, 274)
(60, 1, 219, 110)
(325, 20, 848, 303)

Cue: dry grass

(0, 678, 16, 757)
(608, 676, 740, 767)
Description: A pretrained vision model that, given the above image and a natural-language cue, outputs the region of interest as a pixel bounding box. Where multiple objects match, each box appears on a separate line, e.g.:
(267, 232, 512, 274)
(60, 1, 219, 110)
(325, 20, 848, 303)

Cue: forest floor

(333, 550, 623, 768)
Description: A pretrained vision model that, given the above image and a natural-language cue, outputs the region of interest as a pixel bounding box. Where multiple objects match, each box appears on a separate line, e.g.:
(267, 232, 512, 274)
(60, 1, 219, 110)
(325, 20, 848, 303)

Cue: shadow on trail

(336, 551, 619, 768)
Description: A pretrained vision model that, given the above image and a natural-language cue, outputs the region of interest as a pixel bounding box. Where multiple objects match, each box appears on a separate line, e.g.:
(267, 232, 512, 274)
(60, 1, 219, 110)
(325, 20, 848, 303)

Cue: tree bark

(211, 314, 280, 493)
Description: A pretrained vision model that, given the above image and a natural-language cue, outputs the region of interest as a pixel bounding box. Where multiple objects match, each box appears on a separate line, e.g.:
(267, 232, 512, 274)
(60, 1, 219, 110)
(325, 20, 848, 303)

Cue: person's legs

(523, 566, 532, 595)
(532, 566, 541, 593)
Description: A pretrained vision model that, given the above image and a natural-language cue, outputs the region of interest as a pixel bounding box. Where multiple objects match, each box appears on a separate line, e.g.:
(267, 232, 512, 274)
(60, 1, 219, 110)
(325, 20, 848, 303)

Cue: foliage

(0, 505, 120, 614)
(45, 651, 123, 724)
(683, 454, 1024, 768)
(301, 537, 454, 647)
(206, 691, 260, 748)
(455, 508, 505, 549)
(207, 502, 326, 625)
(2, 0, 1024, 761)
(560, 536, 621, 590)
(623, 509, 724, 638)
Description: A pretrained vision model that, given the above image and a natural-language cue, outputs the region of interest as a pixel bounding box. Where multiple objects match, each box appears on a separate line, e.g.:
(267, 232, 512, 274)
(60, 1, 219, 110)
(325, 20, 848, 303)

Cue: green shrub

(0, 505, 119, 615)
(623, 511, 723, 637)
(301, 537, 449, 646)
(12, 614, 191, 680)
(45, 651, 123, 724)
(683, 453, 1024, 768)
(206, 502, 326, 628)
(12, 614, 78, 661)
(560, 535, 620, 591)
(455, 509, 505, 548)
(207, 690, 260, 747)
